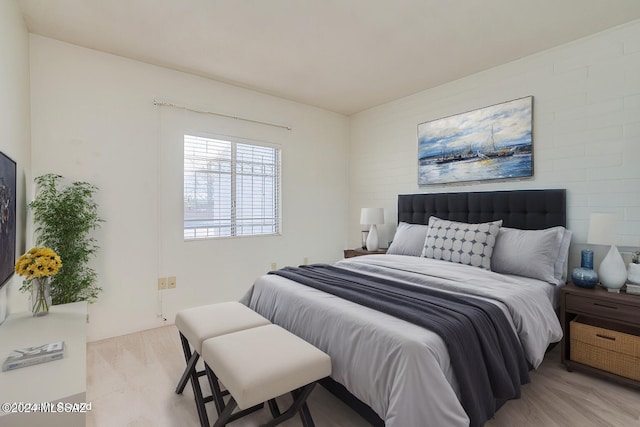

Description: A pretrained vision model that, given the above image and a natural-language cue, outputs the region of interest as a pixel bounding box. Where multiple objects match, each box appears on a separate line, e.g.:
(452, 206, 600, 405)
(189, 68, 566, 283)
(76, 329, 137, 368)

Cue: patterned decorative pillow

(422, 216, 503, 270)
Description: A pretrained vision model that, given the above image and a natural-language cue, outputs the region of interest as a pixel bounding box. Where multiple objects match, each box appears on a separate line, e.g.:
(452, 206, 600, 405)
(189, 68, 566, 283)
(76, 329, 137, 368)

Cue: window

(184, 134, 281, 240)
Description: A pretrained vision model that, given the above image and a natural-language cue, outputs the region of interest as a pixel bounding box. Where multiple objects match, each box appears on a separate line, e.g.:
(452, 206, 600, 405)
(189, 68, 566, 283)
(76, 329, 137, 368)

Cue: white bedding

(242, 255, 563, 427)
(500, 272, 564, 309)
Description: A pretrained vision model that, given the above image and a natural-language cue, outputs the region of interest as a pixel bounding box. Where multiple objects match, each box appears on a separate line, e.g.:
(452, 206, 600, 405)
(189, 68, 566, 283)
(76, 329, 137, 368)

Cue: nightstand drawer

(570, 320, 640, 357)
(571, 320, 640, 382)
(565, 293, 637, 323)
(561, 284, 640, 387)
(571, 340, 640, 382)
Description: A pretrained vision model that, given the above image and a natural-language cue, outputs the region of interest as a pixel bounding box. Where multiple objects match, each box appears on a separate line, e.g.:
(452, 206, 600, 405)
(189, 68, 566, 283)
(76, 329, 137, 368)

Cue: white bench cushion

(175, 302, 270, 354)
(202, 324, 332, 410)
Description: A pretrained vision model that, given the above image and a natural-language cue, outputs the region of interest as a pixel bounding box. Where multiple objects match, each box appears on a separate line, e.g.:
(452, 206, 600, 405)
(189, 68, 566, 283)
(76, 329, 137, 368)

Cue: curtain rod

(153, 100, 292, 131)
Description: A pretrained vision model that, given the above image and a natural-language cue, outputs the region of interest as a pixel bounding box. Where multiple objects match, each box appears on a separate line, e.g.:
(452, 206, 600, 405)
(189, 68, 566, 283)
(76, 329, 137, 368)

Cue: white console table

(0, 302, 87, 427)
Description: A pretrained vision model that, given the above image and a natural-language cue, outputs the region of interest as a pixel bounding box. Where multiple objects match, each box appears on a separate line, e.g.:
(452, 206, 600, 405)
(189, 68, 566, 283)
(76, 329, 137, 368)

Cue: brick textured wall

(349, 20, 640, 263)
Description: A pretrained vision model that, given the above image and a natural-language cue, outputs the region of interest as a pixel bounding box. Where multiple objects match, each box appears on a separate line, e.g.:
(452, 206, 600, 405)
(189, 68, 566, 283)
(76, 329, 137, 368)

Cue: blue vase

(571, 249, 598, 288)
(581, 249, 594, 269)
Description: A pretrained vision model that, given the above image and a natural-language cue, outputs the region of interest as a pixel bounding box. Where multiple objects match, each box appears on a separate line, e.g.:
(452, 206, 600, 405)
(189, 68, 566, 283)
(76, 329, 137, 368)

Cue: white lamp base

(628, 263, 640, 285)
(366, 224, 379, 251)
(599, 245, 627, 293)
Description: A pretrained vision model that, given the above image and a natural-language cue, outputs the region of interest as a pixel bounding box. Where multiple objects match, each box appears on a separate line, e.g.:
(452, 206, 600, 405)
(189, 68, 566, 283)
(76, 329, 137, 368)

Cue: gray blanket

(242, 255, 563, 426)
(269, 264, 530, 427)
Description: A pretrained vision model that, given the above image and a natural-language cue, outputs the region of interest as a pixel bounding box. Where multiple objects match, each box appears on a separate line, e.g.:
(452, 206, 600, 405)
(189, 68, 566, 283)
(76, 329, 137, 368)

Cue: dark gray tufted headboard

(398, 189, 566, 230)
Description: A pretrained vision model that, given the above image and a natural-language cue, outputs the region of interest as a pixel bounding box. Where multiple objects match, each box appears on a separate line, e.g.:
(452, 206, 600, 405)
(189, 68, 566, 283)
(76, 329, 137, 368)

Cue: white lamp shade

(360, 208, 384, 225)
(587, 213, 616, 246)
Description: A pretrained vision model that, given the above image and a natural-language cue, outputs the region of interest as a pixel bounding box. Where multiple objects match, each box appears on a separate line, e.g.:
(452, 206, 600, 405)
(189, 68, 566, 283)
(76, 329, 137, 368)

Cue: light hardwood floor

(86, 325, 640, 427)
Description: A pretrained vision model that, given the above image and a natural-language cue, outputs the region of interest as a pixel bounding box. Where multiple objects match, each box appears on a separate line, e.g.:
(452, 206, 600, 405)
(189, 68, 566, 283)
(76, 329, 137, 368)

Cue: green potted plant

(28, 174, 103, 304)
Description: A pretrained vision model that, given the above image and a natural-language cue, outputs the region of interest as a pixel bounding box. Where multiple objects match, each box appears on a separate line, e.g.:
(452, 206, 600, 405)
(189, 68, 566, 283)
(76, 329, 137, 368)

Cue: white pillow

(555, 228, 573, 284)
(387, 222, 430, 257)
(422, 216, 502, 270)
(492, 226, 565, 285)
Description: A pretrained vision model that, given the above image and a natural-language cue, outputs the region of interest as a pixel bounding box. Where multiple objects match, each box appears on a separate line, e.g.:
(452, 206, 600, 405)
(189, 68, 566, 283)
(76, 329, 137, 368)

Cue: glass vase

(581, 249, 594, 269)
(571, 249, 598, 289)
(30, 277, 52, 317)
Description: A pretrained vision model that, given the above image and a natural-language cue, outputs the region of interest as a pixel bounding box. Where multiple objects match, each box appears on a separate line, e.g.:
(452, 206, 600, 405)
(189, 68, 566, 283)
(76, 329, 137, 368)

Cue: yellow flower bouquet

(15, 247, 62, 316)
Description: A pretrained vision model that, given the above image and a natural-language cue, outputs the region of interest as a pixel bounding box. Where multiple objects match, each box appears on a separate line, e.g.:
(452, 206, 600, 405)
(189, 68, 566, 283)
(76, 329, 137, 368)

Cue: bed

(241, 189, 569, 427)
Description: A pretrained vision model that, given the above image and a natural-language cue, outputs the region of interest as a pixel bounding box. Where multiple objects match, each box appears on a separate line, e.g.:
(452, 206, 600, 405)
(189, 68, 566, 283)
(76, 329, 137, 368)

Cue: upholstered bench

(174, 302, 271, 427)
(202, 324, 332, 427)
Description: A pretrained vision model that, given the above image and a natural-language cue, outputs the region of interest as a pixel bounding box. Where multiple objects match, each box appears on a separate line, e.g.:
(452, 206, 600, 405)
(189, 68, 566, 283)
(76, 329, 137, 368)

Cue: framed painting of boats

(418, 96, 533, 185)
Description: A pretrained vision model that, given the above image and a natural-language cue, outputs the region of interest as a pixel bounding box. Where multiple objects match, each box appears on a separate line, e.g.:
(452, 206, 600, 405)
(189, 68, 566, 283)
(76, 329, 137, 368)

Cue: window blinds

(184, 134, 281, 240)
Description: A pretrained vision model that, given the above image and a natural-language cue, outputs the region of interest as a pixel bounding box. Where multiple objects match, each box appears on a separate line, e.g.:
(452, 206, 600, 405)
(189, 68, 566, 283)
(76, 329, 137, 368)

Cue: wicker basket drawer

(570, 321, 640, 381)
(571, 320, 640, 356)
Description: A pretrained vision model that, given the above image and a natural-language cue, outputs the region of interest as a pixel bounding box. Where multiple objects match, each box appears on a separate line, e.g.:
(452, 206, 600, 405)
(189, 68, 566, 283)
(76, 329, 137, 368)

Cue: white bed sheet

(243, 255, 563, 427)
(500, 273, 564, 309)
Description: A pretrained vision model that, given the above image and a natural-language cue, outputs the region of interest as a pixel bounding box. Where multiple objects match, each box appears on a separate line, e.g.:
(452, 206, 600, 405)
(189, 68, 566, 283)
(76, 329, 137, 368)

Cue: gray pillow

(492, 226, 565, 284)
(422, 217, 502, 270)
(387, 222, 430, 257)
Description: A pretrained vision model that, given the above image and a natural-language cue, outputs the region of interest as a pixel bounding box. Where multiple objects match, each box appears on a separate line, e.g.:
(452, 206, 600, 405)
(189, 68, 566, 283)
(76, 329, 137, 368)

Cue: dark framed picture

(0, 151, 16, 289)
(418, 96, 533, 185)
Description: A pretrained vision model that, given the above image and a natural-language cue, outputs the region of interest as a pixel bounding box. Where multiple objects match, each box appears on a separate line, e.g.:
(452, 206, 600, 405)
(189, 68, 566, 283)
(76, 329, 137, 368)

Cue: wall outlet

(168, 276, 177, 289)
(158, 277, 167, 290)
(271, 262, 277, 270)
(303, 257, 309, 265)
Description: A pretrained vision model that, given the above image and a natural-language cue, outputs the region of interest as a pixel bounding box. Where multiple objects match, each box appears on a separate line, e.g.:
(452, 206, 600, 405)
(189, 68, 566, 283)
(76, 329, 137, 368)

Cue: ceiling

(18, 0, 640, 115)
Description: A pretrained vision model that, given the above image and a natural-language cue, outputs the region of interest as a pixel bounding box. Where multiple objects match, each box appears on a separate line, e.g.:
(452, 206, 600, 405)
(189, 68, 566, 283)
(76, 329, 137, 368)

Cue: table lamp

(360, 208, 384, 251)
(588, 213, 627, 293)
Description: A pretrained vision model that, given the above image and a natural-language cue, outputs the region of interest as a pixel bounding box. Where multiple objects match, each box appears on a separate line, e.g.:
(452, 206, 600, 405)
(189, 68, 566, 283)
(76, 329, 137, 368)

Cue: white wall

(29, 35, 349, 341)
(349, 20, 640, 266)
(22, 17, 640, 340)
(0, 0, 31, 321)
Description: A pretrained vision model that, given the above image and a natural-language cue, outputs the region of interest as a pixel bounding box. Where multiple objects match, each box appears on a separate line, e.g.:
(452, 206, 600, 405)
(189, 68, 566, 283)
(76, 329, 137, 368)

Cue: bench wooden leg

(205, 363, 227, 416)
(260, 383, 317, 427)
(211, 395, 266, 427)
(213, 396, 237, 427)
(205, 363, 264, 424)
(177, 332, 209, 427)
(176, 352, 198, 394)
(297, 399, 315, 427)
(188, 356, 209, 427)
(268, 390, 315, 427)
(176, 332, 210, 397)
(267, 391, 313, 426)
(267, 398, 281, 417)
(176, 332, 195, 394)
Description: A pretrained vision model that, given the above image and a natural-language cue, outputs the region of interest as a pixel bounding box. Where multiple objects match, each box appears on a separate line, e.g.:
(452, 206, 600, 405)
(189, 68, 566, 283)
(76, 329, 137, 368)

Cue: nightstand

(344, 248, 387, 258)
(560, 283, 640, 388)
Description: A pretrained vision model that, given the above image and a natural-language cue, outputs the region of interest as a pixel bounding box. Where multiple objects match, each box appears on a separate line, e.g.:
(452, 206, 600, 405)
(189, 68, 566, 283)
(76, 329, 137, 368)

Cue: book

(626, 283, 640, 295)
(2, 341, 65, 371)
